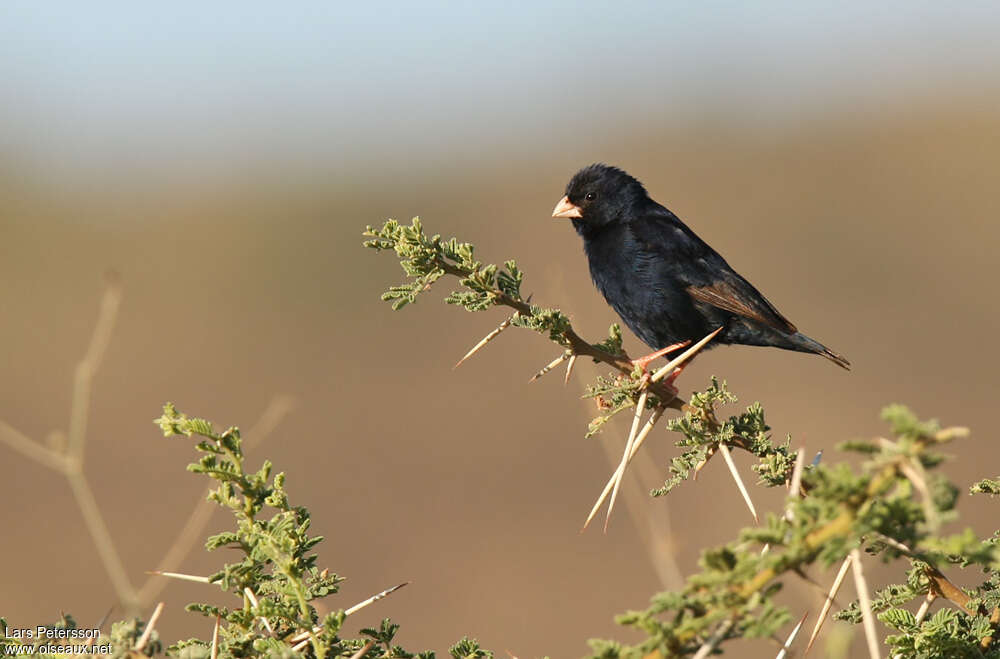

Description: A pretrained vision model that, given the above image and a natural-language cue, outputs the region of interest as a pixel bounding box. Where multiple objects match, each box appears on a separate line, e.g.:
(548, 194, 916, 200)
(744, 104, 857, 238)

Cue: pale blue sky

(2, 2, 998, 178)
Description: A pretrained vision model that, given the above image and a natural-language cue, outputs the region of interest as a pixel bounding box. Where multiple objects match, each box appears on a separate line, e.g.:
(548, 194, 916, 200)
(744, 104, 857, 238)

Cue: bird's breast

(582, 231, 716, 350)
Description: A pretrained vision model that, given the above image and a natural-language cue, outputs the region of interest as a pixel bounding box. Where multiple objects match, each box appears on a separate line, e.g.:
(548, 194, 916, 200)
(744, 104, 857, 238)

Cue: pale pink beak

(551, 195, 582, 219)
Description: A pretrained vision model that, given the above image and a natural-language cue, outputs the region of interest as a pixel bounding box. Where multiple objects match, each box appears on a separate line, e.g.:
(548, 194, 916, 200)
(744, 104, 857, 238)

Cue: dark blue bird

(552, 164, 849, 378)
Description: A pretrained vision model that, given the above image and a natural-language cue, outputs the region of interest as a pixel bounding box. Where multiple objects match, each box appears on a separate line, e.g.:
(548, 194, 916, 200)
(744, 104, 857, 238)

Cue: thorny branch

(366, 218, 1000, 657)
(434, 259, 692, 411)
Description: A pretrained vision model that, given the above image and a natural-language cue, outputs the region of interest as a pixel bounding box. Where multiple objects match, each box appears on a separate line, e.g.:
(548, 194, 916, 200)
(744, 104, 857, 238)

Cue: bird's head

(551, 163, 649, 235)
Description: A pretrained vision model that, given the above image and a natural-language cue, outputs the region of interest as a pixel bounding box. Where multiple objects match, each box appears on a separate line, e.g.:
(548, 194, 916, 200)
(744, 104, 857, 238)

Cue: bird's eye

(585, 192, 596, 201)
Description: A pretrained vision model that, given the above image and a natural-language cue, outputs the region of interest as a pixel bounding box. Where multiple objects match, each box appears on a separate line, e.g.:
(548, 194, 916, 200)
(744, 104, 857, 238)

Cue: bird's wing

(686, 280, 797, 334)
(630, 209, 798, 335)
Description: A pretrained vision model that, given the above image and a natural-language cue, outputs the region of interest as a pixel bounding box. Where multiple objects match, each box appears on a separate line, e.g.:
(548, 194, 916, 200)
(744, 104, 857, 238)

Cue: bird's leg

(629, 340, 691, 373)
(654, 361, 689, 398)
(661, 361, 689, 387)
(652, 353, 701, 397)
(626, 342, 692, 401)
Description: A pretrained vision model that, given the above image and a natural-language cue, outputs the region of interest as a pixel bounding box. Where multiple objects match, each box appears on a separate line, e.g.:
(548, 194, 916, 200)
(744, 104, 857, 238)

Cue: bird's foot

(651, 362, 688, 399)
(629, 340, 691, 373)
(662, 363, 685, 387)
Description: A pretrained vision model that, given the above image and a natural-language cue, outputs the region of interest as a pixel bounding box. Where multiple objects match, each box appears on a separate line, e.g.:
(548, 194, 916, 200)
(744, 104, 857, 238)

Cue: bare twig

(66, 470, 140, 611)
(68, 273, 122, 466)
(0, 420, 68, 471)
(0, 280, 140, 613)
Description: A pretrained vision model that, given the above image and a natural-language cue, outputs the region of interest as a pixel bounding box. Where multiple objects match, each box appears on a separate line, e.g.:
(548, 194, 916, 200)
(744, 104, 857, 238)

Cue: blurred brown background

(2, 4, 999, 657)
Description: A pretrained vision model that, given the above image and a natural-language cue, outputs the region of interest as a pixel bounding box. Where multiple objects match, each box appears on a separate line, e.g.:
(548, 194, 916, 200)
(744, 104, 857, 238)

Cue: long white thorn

(693, 445, 716, 481)
(719, 443, 758, 524)
(529, 352, 570, 382)
(650, 326, 723, 383)
(851, 548, 882, 659)
(605, 390, 648, 532)
(785, 447, 806, 521)
(913, 592, 935, 625)
(135, 602, 164, 652)
(348, 640, 376, 659)
(290, 582, 412, 645)
(583, 406, 664, 531)
(692, 619, 734, 659)
(805, 553, 853, 655)
(892, 593, 935, 659)
(564, 354, 577, 385)
(775, 610, 809, 659)
(244, 587, 275, 635)
(146, 570, 211, 584)
(345, 582, 410, 615)
(454, 314, 516, 368)
(210, 615, 220, 659)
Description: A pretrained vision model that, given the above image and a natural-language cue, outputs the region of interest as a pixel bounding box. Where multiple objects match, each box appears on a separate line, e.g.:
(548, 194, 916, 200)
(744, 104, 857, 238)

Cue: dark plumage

(552, 163, 849, 369)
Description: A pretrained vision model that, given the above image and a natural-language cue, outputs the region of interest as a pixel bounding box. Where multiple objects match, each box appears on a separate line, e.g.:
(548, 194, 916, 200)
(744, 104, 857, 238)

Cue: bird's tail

(789, 332, 851, 370)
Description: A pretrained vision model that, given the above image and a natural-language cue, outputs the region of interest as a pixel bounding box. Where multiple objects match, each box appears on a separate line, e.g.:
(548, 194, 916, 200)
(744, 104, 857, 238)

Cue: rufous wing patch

(687, 282, 797, 334)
